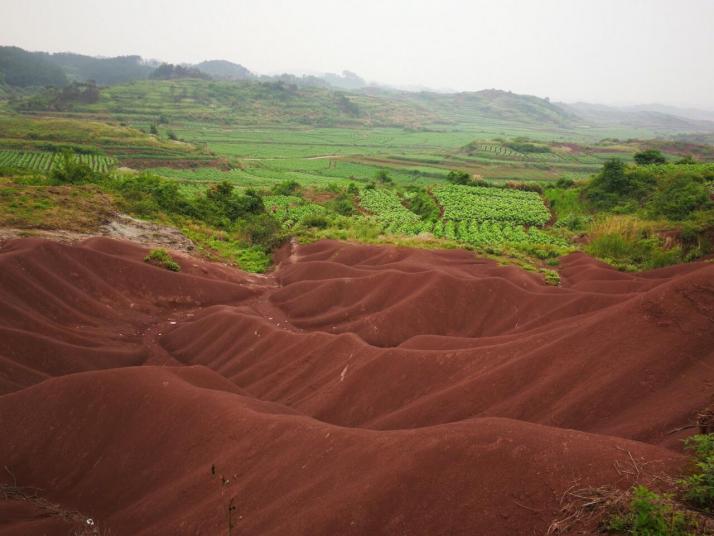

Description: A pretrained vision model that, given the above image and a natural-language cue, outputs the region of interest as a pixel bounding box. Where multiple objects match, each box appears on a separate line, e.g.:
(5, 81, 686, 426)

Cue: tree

(375, 170, 393, 185)
(597, 158, 628, 193)
(446, 170, 471, 185)
(634, 149, 666, 165)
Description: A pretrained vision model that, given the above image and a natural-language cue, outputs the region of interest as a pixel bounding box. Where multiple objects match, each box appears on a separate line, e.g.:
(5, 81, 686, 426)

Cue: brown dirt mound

(1, 237, 713, 535)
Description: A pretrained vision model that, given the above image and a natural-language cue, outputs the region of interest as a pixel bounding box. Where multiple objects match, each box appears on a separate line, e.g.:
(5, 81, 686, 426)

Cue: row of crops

(263, 195, 326, 228)
(359, 185, 566, 248)
(0, 150, 116, 173)
(465, 144, 609, 164)
(430, 220, 567, 247)
(433, 184, 551, 226)
(359, 189, 423, 233)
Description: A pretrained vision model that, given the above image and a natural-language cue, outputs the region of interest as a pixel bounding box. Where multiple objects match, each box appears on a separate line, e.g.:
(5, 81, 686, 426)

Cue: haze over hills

(2, 44, 714, 135)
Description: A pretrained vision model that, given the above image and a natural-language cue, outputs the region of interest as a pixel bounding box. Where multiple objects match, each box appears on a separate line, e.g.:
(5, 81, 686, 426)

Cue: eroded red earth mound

(1, 237, 712, 535)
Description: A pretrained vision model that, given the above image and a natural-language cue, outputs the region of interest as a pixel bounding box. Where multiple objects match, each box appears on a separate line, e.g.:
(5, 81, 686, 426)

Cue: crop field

(0, 150, 116, 172)
(358, 185, 566, 249)
(429, 220, 568, 247)
(359, 189, 424, 234)
(433, 184, 551, 225)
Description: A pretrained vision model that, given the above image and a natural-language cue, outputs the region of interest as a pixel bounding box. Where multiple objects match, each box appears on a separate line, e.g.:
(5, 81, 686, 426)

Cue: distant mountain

(0, 46, 67, 87)
(619, 103, 714, 123)
(320, 71, 368, 90)
(560, 101, 714, 133)
(0, 46, 153, 86)
(387, 88, 577, 127)
(195, 60, 253, 80)
(49, 53, 153, 85)
(150, 63, 211, 81)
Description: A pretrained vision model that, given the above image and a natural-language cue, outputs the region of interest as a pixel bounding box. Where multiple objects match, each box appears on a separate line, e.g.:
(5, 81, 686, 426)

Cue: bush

(649, 173, 710, 220)
(51, 152, 96, 184)
(542, 269, 560, 286)
(680, 435, 714, 511)
(556, 213, 591, 231)
(272, 180, 301, 196)
(301, 215, 329, 229)
(375, 170, 393, 185)
(605, 486, 697, 535)
(506, 181, 544, 194)
(115, 173, 190, 217)
(403, 187, 439, 221)
(446, 170, 471, 185)
(240, 213, 283, 248)
(634, 149, 667, 165)
(144, 249, 181, 271)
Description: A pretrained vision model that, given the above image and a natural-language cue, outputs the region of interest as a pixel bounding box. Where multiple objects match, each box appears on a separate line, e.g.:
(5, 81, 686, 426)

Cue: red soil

(1, 237, 712, 535)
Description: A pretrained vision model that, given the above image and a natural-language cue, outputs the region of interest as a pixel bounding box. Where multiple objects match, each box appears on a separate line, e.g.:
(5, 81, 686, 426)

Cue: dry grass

(586, 214, 664, 242)
(546, 447, 714, 535)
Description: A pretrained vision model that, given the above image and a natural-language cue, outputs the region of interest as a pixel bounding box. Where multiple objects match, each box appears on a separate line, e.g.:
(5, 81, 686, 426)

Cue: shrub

(301, 215, 329, 229)
(329, 194, 355, 216)
(115, 173, 190, 217)
(51, 152, 96, 184)
(506, 181, 544, 194)
(556, 213, 591, 231)
(272, 180, 301, 196)
(649, 174, 710, 220)
(680, 435, 714, 511)
(403, 187, 439, 221)
(375, 170, 393, 185)
(240, 213, 283, 248)
(605, 486, 697, 535)
(446, 170, 471, 185)
(542, 269, 560, 286)
(634, 149, 667, 165)
(144, 249, 181, 271)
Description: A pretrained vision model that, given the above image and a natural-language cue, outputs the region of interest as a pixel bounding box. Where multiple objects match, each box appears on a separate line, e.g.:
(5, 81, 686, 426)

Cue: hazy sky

(3, 0, 713, 109)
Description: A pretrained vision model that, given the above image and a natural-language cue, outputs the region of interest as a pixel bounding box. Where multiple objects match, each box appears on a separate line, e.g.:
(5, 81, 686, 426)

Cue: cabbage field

(0, 150, 116, 173)
(358, 189, 424, 234)
(359, 184, 566, 249)
(433, 184, 551, 226)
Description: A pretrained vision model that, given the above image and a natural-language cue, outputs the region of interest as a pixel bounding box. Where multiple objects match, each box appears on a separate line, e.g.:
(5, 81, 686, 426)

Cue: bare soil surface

(0, 214, 194, 252)
(0, 237, 712, 535)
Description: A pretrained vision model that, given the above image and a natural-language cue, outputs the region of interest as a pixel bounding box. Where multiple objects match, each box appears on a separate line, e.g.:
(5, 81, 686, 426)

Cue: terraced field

(0, 150, 116, 172)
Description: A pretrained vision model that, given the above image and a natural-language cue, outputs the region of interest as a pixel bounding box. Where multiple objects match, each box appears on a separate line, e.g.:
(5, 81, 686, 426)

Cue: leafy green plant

(542, 269, 560, 286)
(604, 486, 698, 535)
(51, 152, 96, 183)
(680, 434, 714, 511)
(144, 248, 181, 271)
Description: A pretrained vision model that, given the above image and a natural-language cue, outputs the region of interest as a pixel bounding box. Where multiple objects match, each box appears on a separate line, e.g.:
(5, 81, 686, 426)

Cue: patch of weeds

(680, 434, 714, 511)
(182, 223, 271, 273)
(144, 248, 181, 271)
(603, 485, 700, 535)
(542, 269, 560, 286)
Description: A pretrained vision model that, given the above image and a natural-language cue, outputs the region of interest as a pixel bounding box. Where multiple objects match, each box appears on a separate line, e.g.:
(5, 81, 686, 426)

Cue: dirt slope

(1, 237, 712, 535)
